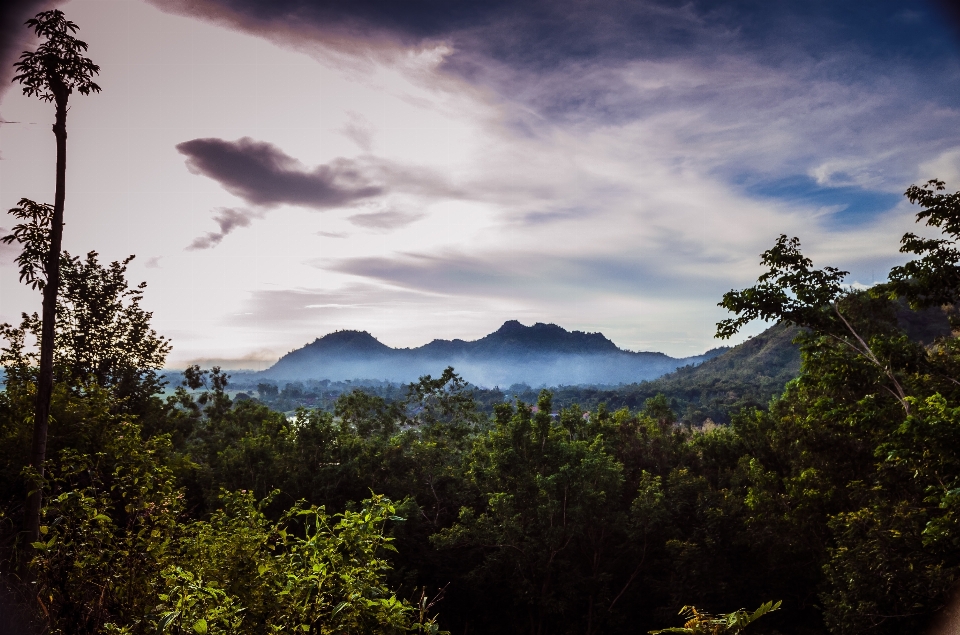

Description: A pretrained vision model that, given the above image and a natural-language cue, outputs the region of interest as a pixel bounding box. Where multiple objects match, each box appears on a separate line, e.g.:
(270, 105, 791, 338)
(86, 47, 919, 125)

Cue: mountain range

(259, 320, 729, 387)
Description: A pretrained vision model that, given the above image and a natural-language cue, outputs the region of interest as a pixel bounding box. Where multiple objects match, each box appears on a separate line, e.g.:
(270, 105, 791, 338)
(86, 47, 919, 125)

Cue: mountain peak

(305, 330, 390, 354)
(495, 319, 526, 334)
(479, 321, 619, 354)
(262, 320, 718, 385)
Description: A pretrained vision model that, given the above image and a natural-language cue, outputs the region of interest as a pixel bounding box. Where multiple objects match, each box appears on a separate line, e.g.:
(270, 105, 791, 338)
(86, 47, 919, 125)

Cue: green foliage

(644, 394, 677, 425)
(649, 601, 781, 635)
(716, 234, 848, 339)
(167, 490, 417, 634)
(646, 323, 801, 424)
(17, 418, 433, 634)
(0, 251, 170, 410)
(154, 567, 244, 635)
(889, 178, 960, 310)
(335, 389, 401, 437)
(27, 420, 182, 634)
(53, 251, 169, 407)
(404, 367, 482, 429)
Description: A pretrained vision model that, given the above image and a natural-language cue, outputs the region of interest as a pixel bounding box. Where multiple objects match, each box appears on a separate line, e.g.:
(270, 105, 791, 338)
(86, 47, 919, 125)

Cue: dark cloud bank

(176, 137, 456, 247)
(176, 137, 383, 208)
(147, 0, 960, 95)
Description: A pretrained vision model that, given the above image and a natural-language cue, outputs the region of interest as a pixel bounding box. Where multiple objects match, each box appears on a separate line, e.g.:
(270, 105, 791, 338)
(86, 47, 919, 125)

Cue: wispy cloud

(341, 111, 375, 152)
(230, 284, 450, 326)
(347, 210, 424, 230)
(187, 207, 262, 250)
(326, 250, 745, 303)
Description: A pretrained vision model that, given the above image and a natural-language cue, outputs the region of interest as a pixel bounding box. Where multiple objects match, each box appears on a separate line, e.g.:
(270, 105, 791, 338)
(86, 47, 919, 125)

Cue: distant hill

(481, 322, 801, 423)
(226, 306, 955, 421)
(259, 320, 728, 387)
(532, 306, 953, 424)
(641, 322, 803, 419)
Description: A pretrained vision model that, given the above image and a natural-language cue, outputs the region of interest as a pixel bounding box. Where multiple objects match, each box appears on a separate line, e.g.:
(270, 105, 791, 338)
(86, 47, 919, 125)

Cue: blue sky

(1, 0, 959, 368)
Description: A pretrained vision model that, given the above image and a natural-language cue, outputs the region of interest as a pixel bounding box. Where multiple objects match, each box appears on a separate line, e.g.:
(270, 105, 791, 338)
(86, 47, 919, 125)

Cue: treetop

(12, 9, 101, 103)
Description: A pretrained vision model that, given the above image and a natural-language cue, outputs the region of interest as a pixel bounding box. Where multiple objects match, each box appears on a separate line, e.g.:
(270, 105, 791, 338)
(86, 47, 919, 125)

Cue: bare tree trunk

(24, 87, 68, 545)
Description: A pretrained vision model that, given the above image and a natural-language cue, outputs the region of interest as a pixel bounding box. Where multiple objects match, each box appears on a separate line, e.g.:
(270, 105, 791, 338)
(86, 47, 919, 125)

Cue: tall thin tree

(11, 9, 100, 542)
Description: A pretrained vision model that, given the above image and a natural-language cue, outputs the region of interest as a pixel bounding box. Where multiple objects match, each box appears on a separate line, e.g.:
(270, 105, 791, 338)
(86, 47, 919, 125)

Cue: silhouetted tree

(10, 9, 100, 542)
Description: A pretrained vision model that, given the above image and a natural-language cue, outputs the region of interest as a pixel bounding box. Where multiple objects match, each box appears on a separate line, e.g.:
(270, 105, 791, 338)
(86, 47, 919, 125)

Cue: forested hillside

(224, 323, 794, 422)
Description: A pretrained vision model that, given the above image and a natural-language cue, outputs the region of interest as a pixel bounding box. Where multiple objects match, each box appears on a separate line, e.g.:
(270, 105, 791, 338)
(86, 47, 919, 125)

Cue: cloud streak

(187, 207, 262, 250)
(176, 137, 384, 208)
(347, 210, 424, 230)
(326, 250, 744, 303)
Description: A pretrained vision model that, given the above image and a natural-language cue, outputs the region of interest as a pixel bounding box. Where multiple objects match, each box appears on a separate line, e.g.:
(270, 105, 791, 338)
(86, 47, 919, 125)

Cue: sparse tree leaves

(3, 251, 171, 405)
(716, 234, 848, 340)
(2, 198, 55, 290)
(13, 10, 101, 104)
(889, 178, 960, 309)
(649, 601, 781, 635)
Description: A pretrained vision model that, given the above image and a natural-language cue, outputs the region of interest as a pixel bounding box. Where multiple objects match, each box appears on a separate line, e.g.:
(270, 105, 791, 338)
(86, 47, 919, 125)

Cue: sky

(1, 0, 960, 369)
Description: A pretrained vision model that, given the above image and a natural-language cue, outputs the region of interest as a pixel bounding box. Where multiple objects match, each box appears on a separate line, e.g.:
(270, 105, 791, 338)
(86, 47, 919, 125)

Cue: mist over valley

(253, 320, 729, 387)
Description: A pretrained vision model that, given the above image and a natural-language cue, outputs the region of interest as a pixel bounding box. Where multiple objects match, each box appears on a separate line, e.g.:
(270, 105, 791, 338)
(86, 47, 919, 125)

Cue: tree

(10, 9, 101, 542)
(0, 251, 171, 408)
(434, 392, 627, 635)
(715, 235, 912, 412)
(711, 181, 960, 633)
(404, 367, 481, 429)
(715, 235, 848, 340)
(888, 178, 960, 311)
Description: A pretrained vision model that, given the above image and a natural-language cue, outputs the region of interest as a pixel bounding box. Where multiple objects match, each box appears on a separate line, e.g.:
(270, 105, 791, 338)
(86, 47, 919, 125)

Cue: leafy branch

(650, 600, 781, 635)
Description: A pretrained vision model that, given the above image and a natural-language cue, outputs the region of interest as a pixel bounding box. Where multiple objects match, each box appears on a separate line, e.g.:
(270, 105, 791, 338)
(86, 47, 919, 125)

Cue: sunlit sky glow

(1, 0, 960, 368)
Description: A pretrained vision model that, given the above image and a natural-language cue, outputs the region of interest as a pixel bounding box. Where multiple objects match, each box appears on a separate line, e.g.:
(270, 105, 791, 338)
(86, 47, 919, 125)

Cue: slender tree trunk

(24, 87, 68, 544)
